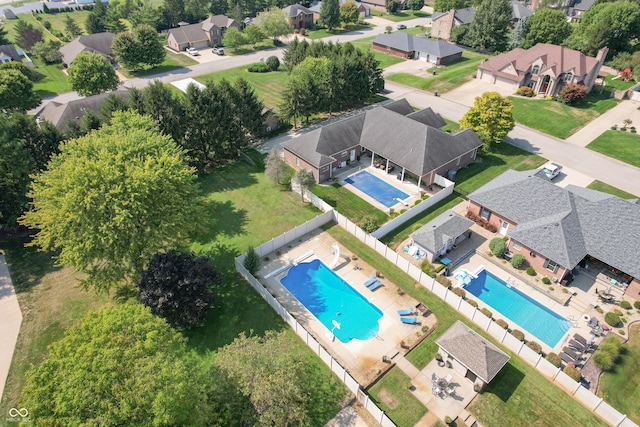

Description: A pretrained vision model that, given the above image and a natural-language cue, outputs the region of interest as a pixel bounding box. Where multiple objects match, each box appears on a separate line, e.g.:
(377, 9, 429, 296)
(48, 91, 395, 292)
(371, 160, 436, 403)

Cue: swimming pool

(344, 170, 409, 208)
(463, 269, 571, 347)
(280, 259, 383, 343)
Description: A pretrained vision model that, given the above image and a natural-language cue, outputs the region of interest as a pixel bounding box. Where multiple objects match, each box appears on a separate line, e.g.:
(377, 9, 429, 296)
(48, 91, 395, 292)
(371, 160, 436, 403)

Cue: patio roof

(436, 321, 510, 383)
(410, 210, 474, 254)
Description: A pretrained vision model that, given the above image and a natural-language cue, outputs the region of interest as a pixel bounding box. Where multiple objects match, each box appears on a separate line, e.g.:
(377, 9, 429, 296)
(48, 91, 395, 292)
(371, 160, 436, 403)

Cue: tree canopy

(433, 0, 472, 12)
(460, 91, 514, 149)
(112, 24, 166, 70)
(67, 52, 120, 96)
(265, 148, 291, 185)
(320, 0, 340, 30)
(520, 8, 572, 49)
(340, 1, 360, 24)
(20, 111, 205, 292)
(462, 0, 512, 51)
(0, 69, 41, 112)
(257, 7, 294, 42)
(222, 26, 246, 49)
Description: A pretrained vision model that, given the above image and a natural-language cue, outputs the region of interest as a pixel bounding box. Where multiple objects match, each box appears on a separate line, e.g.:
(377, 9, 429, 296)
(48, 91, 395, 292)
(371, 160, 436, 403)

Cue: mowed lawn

(598, 323, 640, 425)
(587, 180, 638, 199)
(351, 35, 404, 69)
(587, 130, 640, 168)
(311, 183, 388, 227)
(509, 93, 620, 139)
(306, 23, 371, 40)
(4, 10, 92, 44)
(368, 367, 427, 427)
(371, 10, 430, 21)
(195, 66, 288, 109)
(123, 50, 198, 78)
(32, 58, 71, 97)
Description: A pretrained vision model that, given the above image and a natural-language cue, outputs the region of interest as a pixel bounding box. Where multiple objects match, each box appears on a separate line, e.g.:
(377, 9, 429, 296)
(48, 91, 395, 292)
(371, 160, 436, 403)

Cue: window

(563, 73, 573, 82)
(479, 207, 491, 220)
(544, 259, 559, 273)
(512, 241, 522, 251)
(531, 65, 540, 75)
(321, 165, 329, 172)
(342, 151, 347, 157)
(295, 158, 300, 166)
(456, 156, 461, 166)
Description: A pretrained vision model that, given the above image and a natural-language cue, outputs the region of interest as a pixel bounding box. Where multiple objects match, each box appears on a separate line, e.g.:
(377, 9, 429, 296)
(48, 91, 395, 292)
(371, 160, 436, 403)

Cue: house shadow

(482, 362, 525, 402)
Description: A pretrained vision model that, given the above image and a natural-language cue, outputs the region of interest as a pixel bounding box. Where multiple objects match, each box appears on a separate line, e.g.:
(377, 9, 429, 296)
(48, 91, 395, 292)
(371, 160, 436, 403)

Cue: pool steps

(263, 251, 315, 279)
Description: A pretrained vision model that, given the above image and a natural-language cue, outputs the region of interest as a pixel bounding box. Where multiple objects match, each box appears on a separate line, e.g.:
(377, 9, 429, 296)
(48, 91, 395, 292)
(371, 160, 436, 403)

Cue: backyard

(3, 10, 92, 44)
(587, 130, 640, 169)
(311, 183, 388, 229)
(31, 58, 70, 98)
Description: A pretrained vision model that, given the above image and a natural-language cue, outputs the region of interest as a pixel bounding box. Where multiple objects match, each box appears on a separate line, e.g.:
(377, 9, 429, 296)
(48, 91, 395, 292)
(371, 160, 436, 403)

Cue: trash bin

(432, 69, 437, 75)
(434, 90, 439, 97)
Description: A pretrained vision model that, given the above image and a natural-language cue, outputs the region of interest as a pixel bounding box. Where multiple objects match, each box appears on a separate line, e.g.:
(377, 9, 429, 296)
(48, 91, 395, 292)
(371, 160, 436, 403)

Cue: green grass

(604, 74, 636, 91)
(509, 92, 620, 139)
(311, 183, 388, 226)
(441, 118, 460, 133)
(385, 50, 489, 93)
(324, 223, 607, 427)
(587, 130, 640, 168)
(195, 66, 289, 109)
(227, 38, 278, 55)
(123, 50, 198, 78)
(351, 35, 404, 69)
(368, 367, 427, 427)
(371, 10, 431, 21)
(598, 324, 640, 425)
(587, 180, 638, 199)
(31, 58, 71, 97)
(4, 10, 92, 44)
(306, 23, 371, 40)
(380, 143, 545, 249)
(402, 26, 431, 36)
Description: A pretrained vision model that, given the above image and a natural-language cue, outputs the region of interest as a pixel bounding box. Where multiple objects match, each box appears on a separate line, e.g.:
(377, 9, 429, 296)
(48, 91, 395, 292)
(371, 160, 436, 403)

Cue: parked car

(397, 24, 407, 30)
(541, 162, 562, 180)
(212, 47, 225, 55)
(186, 47, 200, 56)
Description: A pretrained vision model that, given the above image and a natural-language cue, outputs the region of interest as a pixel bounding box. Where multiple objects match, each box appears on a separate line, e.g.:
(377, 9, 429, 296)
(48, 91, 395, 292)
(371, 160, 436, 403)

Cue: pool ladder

(506, 277, 517, 288)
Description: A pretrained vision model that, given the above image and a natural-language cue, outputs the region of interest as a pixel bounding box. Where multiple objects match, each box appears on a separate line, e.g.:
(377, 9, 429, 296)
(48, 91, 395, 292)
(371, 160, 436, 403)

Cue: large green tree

(14, 20, 43, 51)
(23, 304, 212, 425)
(0, 25, 8, 45)
(85, 0, 108, 33)
(222, 26, 246, 49)
(320, 0, 340, 30)
(520, 9, 572, 49)
(257, 7, 294, 43)
(340, 1, 360, 25)
(137, 79, 186, 144)
(20, 111, 205, 292)
(433, 0, 472, 12)
(460, 91, 514, 149)
(0, 69, 41, 112)
(463, 0, 512, 51)
(63, 15, 83, 38)
(67, 52, 119, 96)
(112, 24, 166, 70)
(243, 24, 265, 48)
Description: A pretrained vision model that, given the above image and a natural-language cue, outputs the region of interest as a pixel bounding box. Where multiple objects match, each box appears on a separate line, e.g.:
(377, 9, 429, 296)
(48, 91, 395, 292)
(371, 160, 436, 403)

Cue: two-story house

(283, 4, 314, 29)
(167, 15, 240, 51)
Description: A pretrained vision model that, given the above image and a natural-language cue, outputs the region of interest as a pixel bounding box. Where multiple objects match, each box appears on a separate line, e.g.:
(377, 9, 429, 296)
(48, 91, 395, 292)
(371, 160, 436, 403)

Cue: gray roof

(433, 3, 528, 24)
(510, 0, 533, 20)
(468, 170, 640, 278)
(310, 0, 369, 13)
(59, 32, 116, 66)
(406, 108, 446, 128)
(411, 210, 474, 253)
(0, 44, 21, 62)
(167, 22, 209, 45)
(454, 7, 475, 24)
(201, 14, 236, 31)
(283, 3, 313, 17)
(372, 33, 463, 58)
(570, 0, 597, 11)
(381, 98, 414, 115)
(436, 321, 510, 383)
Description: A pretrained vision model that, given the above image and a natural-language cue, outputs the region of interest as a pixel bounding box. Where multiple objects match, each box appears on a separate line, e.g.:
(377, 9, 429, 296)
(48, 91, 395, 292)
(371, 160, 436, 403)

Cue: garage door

(494, 76, 517, 90)
(418, 51, 428, 62)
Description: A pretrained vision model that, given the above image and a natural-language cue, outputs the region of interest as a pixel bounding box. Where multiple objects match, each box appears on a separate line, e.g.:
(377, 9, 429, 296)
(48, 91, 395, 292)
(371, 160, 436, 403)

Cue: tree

(138, 250, 220, 327)
(243, 24, 264, 48)
(520, 9, 571, 49)
(229, 77, 265, 137)
(265, 148, 290, 185)
(31, 40, 63, 64)
(161, 0, 186, 28)
(408, 0, 425, 13)
(282, 37, 309, 71)
(22, 304, 212, 425)
(85, 0, 107, 33)
(509, 15, 528, 48)
(610, 51, 640, 74)
(295, 168, 315, 202)
(265, 55, 280, 71)
(215, 331, 311, 426)
(463, 0, 512, 51)
(222, 26, 246, 49)
(113, 24, 166, 70)
(460, 91, 514, 149)
(320, 0, 340, 30)
(20, 111, 205, 292)
(0, 25, 8, 45)
(0, 69, 41, 112)
(63, 14, 83, 38)
(434, 0, 472, 12)
(385, 0, 399, 13)
(243, 245, 260, 275)
(0, 62, 36, 81)
(558, 83, 587, 104)
(137, 79, 185, 143)
(129, 0, 160, 28)
(15, 20, 43, 51)
(105, 7, 127, 33)
(340, 1, 360, 25)
(7, 112, 62, 171)
(67, 52, 119, 96)
(257, 7, 293, 43)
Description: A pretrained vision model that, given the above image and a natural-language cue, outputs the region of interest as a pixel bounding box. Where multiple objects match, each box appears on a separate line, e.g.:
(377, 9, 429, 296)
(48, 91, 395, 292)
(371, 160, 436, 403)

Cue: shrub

(613, 308, 623, 316)
(611, 125, 618, 130)
(541, 277, 551, 285)
(634, 301, 640, 309)
(467, 299, 478, 308)
(480, 307, 492, 318)
(593, 351, 614, 370)
(564, 365, 582, 382)
(359, 215, 379, 233)
(559, 83, 587, 104)
(495, 319, 508, 329)
(42, 20, 51, 29)
(526, 267, 536, 276)
(511, 329, 525, 341)
(247, 62, 270, 72)
(600, 343, 620, 359)
(435, 275, 452, 288)
(596, 306, 604, 314)
(526, 341, 542, 354)
(546, 352, 561, 367)
(510, 253, 525, 268)
(420, 260, 435, 277)
(489, 238, 506, 257)
(414, 199, 422, 206)
(243, 246, 261, 275)
(516, 86, 536, 97)
(434, 264, 446, 273)
(545, 95, 553, 101)
(265, 55, 280, 71)
(452, 287, 466, 298)
(619, 300, 631, 310)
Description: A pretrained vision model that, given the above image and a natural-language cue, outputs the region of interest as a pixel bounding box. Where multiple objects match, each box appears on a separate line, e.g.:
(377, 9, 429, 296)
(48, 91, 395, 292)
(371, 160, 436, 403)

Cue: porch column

(417, 175, 422, 189)
(385, 159, 389, 172)
(401, 167, 405, 181)
(371, 153, 375, 167)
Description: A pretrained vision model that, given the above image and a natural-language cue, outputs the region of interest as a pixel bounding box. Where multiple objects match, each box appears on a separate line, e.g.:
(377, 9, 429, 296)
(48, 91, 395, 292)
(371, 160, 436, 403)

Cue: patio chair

(444, 374, 452, 383)
(563, 347, 581, 360)
(364, 275, 377, 287)
(574, 333, 588, 346)
(431, 373, 439, 384)
(559, 352, 575, 365)
(568, 339, 586, 352)
(400, 317, 418, 325)
(397, 308, 415, 316)
(588, 317, 599, 328)
(368, 280, 382, 291)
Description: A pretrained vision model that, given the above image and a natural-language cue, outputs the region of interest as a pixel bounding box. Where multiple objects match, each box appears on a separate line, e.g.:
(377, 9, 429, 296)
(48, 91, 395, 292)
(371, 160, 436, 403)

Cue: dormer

(499, 61, 518, 76)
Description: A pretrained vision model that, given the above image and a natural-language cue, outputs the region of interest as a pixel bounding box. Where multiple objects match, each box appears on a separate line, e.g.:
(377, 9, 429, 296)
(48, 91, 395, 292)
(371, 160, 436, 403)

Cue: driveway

(443, 79, 515, 106)
(383, 58, 433, 77)
(565, 98, 640, 147)
(0, 254, 22, 403)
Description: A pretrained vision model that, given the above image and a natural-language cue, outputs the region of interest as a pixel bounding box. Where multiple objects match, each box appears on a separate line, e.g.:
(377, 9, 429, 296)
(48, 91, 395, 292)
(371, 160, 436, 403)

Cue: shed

(409, 210, 474, 262)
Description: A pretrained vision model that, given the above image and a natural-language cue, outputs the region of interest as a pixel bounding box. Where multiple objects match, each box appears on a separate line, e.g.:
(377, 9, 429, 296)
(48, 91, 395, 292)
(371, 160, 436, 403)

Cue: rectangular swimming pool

(464, 269, 571, 347)
(344, 170, 409, 208)
(280, 259, 383, 343)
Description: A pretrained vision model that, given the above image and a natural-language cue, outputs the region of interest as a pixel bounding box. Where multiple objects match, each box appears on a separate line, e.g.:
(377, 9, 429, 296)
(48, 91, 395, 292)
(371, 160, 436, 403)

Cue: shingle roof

(201, 14, 236, 31)
(570, 0, 597, 11)
(454, 7, 475, 24)
(372, 33, 463, 58)
(167, 22, 209, 45)
(59, 32, 116, 65)
(381, 98, 414, 115)
(411, 210, 474, 253)
(510, 0, 533, 20)
(406, 108, 446, 128)
(0, 44, 21, 62)
(436, 321, 510, 383)
(468, 170, 640, 278)
(283, 3, 313, 17)
(310, 0, 369, 13)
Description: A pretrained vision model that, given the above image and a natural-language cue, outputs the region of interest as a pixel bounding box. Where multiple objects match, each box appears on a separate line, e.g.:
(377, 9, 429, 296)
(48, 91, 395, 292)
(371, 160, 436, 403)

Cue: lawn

(587, 130, 640, 168)
(306, 23, 371, 40)
(3, 10, 92, 44)
(380, 142, 545, 249)
(509, 92, 620, 139)
(371, 10, 431, 21)
(385, 50, 489, 94)
(311, 183, 388, 227)
(325, 223, 608, 427)
(123, 50, 198, 78)
(368, 367, 427, 427)
(195, 66, 289, 109)
(351, 35, 404, 69)
(604, 74, 636, 91)
(587, 180, 638, 199)
(31, 58, 70, 98)
(598, 323, 640, 425)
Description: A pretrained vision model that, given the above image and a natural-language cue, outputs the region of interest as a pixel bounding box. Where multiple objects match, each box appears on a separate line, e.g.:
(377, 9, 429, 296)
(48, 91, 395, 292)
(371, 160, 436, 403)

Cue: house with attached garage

(310, 0, 370, 19)
(60, 32, 116, 67)
(371, 32, 463, 64)
(282, 4, 314, 29)
(166, 15, 240, 51)
(466, 169, 640, 300)
(282, 99, 483, 185)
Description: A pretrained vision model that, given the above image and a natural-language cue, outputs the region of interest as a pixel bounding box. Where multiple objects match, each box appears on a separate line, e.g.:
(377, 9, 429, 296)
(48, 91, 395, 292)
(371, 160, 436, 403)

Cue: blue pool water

(464, 270, 571, 347)
(344, 171, 409, 208)
(280, 259, 383, 343)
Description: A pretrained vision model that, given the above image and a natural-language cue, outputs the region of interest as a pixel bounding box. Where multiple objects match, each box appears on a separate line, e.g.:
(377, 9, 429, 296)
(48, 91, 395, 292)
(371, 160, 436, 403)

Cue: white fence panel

(419, 275, 435, 291)
(395, 255, 410, 274)
(458, 299, 477, 319)
(502, 333, 523, 353)
(518, 344, 541, 365)
(487, 321, 507, 341)
(319, 344, 334, 368)
(432, 283, 448, 299)
(574, 385, 602, 410)
(375, 244, 387, 257)
(384, 250, 398, 266)
(594, 401, 625, 425)
(554, 370, 579, 393)
(380, 415, 396, 427)
(331, 361, 346, 381)
(618, 417, 639, 427)
(365, 399, 385, 423)
(536, 358, 560, 378)
(472, 310, 491, 330)
(444, 291, 461, 308)
(407, 264, 422, 281)
(344, 373, 360, 394)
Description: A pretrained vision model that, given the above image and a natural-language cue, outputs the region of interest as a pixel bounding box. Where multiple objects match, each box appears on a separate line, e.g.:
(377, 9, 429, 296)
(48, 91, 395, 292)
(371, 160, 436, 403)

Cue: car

(396, 24, 407, 30)
(186, 47, 200, 56)
(212, 47, 225, 55)
(541, 162, 562, 180)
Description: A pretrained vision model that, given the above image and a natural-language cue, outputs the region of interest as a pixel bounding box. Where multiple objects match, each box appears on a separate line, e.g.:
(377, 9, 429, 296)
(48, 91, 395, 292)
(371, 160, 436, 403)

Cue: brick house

(166, 15, 240, 51)
(283, 4, 314, 29)
(372, 32, 463, 64)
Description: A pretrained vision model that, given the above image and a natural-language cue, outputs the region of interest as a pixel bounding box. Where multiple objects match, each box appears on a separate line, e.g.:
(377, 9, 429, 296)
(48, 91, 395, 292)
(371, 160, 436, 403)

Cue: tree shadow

(192, 199, 248, 246)
(0, 234, 61, 293)
(482, 362, 525, 402)
(198, 152, 264, 193)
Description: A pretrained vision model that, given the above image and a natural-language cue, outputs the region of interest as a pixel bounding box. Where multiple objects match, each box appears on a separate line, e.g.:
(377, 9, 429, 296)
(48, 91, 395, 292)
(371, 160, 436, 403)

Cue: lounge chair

(559, 352, 575, 365)
(397, 308, 415, 316)
(574, 333, 588, 346)
(401, 317, 418, 324)
(364, 276, 377, 287)
(368, 280, 382, 291)
(563, 347, 581, 360)
(444, 374, 452, 384)
(568, 339, 586, 352)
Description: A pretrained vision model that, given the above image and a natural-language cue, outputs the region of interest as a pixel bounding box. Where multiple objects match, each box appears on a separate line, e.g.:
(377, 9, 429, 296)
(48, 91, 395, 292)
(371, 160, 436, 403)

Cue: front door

(499, 220, 509, 236)
(350, 149, 356, 162)
(540, 75, 551, 94)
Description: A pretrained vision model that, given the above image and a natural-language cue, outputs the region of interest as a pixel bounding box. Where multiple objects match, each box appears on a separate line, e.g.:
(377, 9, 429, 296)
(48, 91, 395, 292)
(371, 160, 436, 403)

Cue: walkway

(565, 98, 640, 147)
(0, 254, 22, 402)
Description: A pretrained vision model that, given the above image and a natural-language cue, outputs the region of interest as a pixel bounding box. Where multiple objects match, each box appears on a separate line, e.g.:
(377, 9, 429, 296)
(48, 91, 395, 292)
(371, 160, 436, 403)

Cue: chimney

(596, 47, 609, 66)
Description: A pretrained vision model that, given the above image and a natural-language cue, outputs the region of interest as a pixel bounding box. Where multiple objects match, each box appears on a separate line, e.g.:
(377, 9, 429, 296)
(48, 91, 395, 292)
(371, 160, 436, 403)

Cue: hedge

(495, 319, 508, 330)
(526, 341, 542, 354)
(511, 329, 525, 341)
(546, 352, 561, 367)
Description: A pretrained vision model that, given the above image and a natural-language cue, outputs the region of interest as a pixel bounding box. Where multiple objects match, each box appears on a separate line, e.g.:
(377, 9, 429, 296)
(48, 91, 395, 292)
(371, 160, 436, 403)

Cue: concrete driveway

(384, 58, 434, 77)
(566, 98, 640, 147)
(443, 79, 515, 106)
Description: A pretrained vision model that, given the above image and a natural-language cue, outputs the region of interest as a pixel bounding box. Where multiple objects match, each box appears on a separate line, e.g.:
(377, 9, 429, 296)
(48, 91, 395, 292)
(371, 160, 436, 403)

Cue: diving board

(263, 262, 293, 279)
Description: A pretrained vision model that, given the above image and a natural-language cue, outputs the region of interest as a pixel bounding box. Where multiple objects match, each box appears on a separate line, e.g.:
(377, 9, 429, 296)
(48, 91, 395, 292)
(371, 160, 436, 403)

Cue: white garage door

(418, 51, 428, 62)
(494, 76, 517, 90)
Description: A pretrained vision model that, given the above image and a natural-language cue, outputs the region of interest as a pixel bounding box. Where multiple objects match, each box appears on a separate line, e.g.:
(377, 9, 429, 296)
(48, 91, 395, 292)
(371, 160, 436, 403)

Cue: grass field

(122, 50, 198, 78)
(598, 323, 640, 425)
(368, 367, 427, 427)
(31, 58, 70, 98)
(385, 50, 489, 94)
(306, 23, 371, 40)
(509, 92, 620, 139)
(371, 10, 430, 21)
(604, 74, 636, 91)
(311, 183, 389, 228)
(587, 180, 638, 199)
(586, 130, 640, 168)
(3, 10, 92, 44)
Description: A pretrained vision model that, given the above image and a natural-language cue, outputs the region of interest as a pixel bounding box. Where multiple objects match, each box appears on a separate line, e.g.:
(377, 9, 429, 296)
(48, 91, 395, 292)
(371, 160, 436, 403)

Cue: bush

(511, 329, 525, 341)
(452, 287, 466, 298)
(600, 342, 620, 359)
(247, 62, 270, 72)
(265, 55, 280, 71)
(42, 20, 51, 29)
(613, 308, 623, 316)
(526, 341, 542, 354)
(434, 264, 446, 273)
(542, 277, 551, 285)
(414, 199, 422, 206)
(243, 245, 261, 275)
(593, 351, 614, 370)
(619, 300, 631, 310)
(516, 86, 536, 97)
(564, 365, 582, 382)
(495, 319, 508, 329)
(611, 125, 618, 130)
(526, 267, 536, 276)
(420, 260, 435, 277)
(480, 307, 492, 318)
(546, 352, 561, 367)
(489, 237, 505, 257)
(634, 301, 640, 309)
(467, 299, 478, 308)
(435, 275, 452, 288)
(558, 83, 587, 104)
(359, 215, 379, 233)
(545, 95, 553, 101)
(510, 253, 525, 268)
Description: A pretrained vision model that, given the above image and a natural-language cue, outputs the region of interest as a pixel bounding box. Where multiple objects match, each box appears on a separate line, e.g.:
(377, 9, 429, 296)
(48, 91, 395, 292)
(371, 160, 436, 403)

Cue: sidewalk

(0, 254, 22, 402)
(565, 98, 640, 147)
